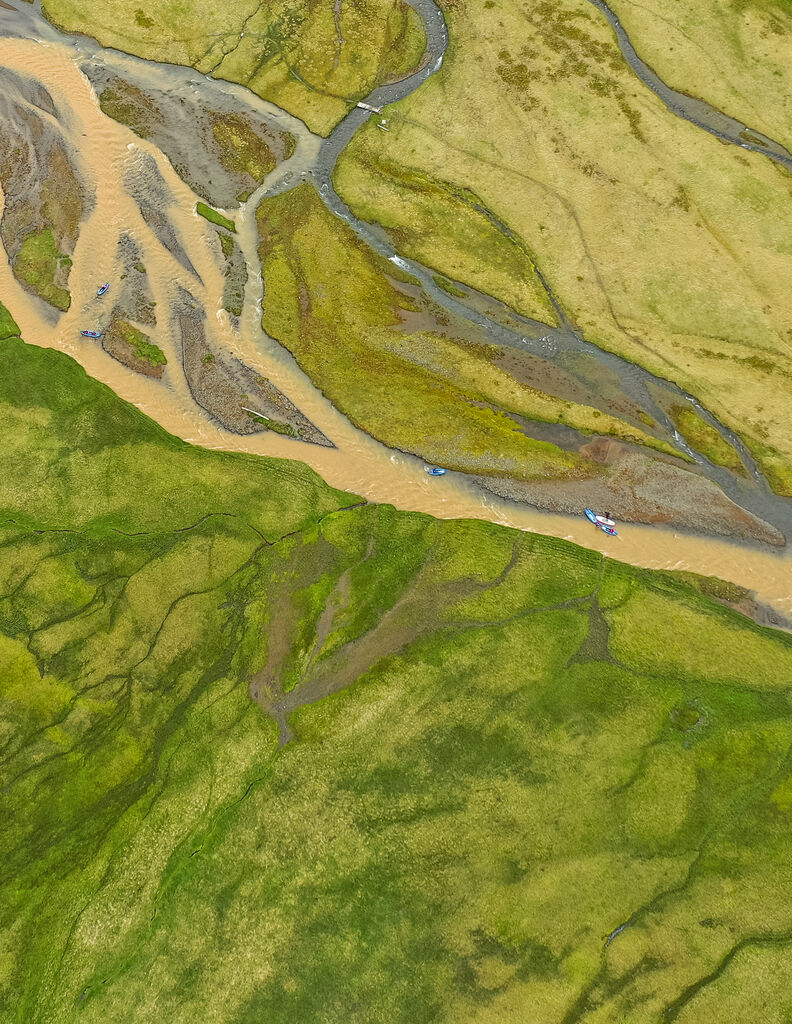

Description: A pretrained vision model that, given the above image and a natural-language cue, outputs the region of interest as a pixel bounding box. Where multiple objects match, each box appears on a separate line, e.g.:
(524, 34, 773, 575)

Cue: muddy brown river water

(0, 32, 790, 620)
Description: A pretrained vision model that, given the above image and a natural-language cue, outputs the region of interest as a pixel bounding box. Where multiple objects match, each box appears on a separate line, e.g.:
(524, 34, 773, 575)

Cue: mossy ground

(97, 76, 160, 139)
(216, 228, 248, 317)
(333, 0, 792, 494)
(43, 0, 427, 135)
(668, 404, 745, 475)
(257, 183, 682, 483)
(3, 332, 792, 1022)
(210, 112, 279, 182)
(196, 202, 236, 232)
(14, 228, 71, 310)
(116, 319, 167, 366)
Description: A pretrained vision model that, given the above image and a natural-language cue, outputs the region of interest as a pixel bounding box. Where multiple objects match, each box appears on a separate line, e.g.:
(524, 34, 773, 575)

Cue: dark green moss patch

(0, 301, 20, 340)
(14, 229, 71, 310)
(197, 202, 236, 232)
(432, 274, 468, 297)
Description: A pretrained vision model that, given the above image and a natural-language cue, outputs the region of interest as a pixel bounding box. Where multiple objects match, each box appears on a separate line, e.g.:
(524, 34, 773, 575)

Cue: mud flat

(0, 67, 88, 311)
(101, 314, 166, 378)
(178, 299, 330, 444)
(89, 66, 297, 207)
(478, 438, 784, 547)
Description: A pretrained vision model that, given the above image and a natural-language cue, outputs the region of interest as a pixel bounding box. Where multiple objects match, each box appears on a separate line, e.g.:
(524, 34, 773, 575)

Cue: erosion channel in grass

(3, 330, 792, 1022)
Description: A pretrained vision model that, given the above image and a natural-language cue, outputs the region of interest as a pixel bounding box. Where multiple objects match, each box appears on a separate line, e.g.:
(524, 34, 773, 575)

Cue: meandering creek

(0, 0, 791, 618)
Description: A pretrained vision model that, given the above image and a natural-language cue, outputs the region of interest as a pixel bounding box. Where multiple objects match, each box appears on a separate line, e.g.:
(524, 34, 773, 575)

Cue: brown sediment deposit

(89, 66, 296, 208)
(113, 234, 157, 326)
(477, 438, 783, 546)
(101, 314, 164, 378)
(178, 299, 330, 444)
(494, 346, 657, 433)
(0, 68, 88, 310)
(215, 230, 248, 318)
(123, 150, 198, 276)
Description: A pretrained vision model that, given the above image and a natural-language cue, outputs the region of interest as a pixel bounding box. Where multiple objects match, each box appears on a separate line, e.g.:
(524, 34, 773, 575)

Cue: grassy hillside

(333, 0, 792, 495)
(42, 0, 427, 135)
(3, 336, 792, 1022)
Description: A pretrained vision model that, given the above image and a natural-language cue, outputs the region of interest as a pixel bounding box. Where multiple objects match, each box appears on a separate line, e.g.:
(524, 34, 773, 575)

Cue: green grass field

(0, 301, 19, 340)
(3, 329, 792, 1022)
(196, 202, 236, 233)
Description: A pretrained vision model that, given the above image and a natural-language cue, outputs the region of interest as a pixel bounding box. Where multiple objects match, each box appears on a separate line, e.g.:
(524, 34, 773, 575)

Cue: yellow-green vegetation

(334, 0, 792, 494)
(210, 112, 280, 182)
(115, 319, 167, 367)
(0, 300, 19, 340)
(196, 202, 236, 232)
(97, 76, 161, 139)
(14, 228, 71, 310)
(42, 0, 427, 134)
(668, 404, 745, 474)
(258, 184, 682, 482)
(605, 0, 792, 152)
(0, 337, 347, 534)
(4, 333, 792, 1022)
(744, 436, 792, 498)
(334, 154, 560, 322)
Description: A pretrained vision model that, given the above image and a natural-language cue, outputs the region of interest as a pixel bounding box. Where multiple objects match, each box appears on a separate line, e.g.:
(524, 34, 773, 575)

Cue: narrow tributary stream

(584, 0, 792, 172)
(0, 1, 790, 618)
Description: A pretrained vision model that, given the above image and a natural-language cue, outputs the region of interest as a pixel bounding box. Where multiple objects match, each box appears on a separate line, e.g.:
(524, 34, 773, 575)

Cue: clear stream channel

(0, 0, 791, 619)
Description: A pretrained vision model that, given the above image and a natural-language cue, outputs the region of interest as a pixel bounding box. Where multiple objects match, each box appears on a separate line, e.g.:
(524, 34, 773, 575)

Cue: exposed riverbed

(0, 2, 790, 618)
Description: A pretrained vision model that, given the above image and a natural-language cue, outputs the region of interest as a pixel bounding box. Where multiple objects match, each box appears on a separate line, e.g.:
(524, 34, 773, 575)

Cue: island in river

(1, 0, 792, 1021)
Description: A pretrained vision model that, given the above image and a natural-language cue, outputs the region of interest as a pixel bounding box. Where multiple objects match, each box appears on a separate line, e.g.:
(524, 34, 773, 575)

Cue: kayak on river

(425, 466, 446, 476)
(585, 508, 619, 536)
(81, 330, 102, 338)
(97, 282, 109, 296)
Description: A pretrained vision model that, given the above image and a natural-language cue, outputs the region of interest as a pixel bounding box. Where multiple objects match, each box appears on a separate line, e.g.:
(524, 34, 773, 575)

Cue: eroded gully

(0, 1, 790, 618)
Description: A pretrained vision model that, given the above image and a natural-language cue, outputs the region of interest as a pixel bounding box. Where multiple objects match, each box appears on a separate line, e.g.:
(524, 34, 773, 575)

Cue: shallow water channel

(0, 0, 790, 619)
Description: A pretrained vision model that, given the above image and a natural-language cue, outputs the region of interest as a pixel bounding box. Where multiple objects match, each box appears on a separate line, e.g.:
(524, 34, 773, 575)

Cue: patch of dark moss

(14, 229, 71, 310)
